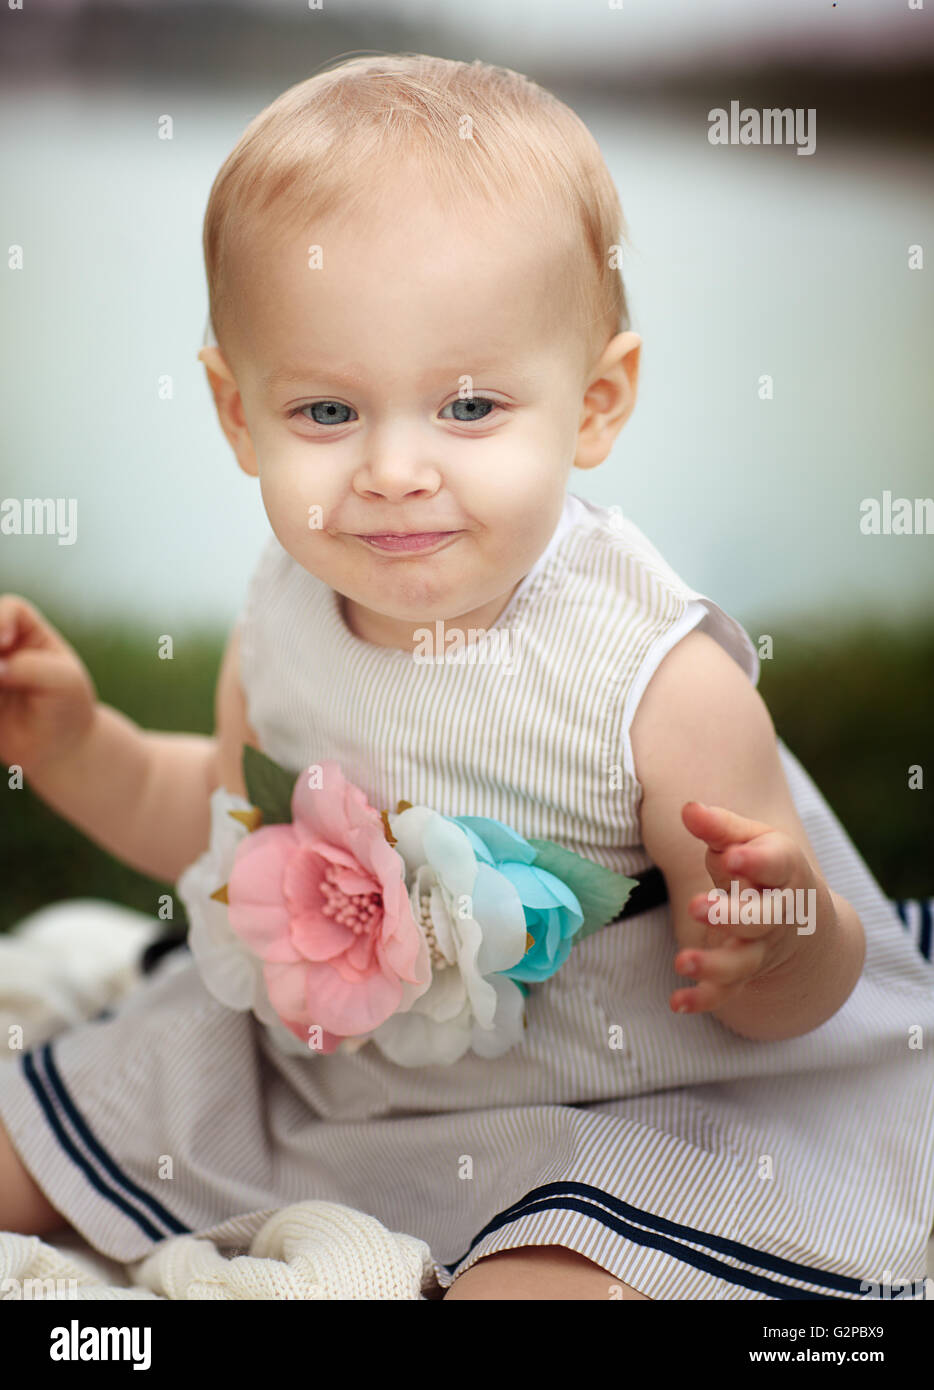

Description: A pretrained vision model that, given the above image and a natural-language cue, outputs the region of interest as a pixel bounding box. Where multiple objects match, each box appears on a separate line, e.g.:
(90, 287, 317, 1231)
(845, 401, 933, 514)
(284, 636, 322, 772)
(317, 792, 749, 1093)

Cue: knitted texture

(0, 1231, 160, 1301)
(0, 1202, 437, 1300)
(130, 1202, 437, 1300)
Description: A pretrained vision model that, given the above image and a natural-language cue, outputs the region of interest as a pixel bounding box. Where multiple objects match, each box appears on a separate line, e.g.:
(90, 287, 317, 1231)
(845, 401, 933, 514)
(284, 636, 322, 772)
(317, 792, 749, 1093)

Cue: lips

(355, 531, 457, 553)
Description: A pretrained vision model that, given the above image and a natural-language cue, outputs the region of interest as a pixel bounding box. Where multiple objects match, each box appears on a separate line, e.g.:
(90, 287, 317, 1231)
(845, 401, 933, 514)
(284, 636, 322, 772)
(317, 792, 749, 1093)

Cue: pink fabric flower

(225, 761, 430, 1050)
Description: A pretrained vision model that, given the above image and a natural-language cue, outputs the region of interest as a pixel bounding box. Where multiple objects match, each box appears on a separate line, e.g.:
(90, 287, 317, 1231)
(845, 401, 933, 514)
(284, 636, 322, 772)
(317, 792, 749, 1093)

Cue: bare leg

(442, 1245, 651, 1300)
(0, 1117, 72, 1236)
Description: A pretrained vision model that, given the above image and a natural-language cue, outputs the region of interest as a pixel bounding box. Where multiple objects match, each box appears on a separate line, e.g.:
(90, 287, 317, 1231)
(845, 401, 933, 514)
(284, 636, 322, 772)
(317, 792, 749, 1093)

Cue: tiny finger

(676, 937, 768, 989)
(671, 980, 727, 1014)
(681, 801, 773, 851)
(722, 834, 797, 888)
(690, 887, 795, 941)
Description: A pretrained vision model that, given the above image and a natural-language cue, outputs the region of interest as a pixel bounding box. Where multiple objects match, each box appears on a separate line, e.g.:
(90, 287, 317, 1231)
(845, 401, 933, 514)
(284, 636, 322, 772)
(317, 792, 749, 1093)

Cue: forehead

(231, 185, 580, 380)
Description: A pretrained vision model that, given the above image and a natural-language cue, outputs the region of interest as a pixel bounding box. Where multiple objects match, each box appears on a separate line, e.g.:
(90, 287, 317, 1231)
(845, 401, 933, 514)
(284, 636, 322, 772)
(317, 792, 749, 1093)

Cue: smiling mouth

(355, 531, 458, 553)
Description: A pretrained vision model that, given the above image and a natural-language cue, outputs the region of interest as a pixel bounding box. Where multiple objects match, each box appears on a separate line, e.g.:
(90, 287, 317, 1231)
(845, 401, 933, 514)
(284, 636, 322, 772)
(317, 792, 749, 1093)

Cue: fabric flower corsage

(176, 749, 637, 1067)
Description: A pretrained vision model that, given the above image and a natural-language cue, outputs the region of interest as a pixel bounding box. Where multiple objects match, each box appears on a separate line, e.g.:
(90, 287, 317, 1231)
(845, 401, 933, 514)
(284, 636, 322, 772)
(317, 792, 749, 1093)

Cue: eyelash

(287, 397, 503, 425)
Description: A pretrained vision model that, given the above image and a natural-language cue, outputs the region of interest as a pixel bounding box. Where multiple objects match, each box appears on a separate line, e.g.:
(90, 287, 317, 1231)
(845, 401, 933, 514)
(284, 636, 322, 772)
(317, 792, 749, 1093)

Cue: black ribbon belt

(616, 865, 669, 919)
(140, 923, 189, 975)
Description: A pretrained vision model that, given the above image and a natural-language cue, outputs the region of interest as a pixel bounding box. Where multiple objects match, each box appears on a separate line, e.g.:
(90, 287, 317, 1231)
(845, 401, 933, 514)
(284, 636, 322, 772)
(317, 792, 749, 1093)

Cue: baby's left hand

(669, 801, 830, 1016)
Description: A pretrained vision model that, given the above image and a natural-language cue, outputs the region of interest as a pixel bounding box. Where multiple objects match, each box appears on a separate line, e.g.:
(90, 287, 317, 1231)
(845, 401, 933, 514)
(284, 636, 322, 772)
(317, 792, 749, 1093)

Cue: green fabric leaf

(526, 838, 638, 942)
(242, 745, 296, 825)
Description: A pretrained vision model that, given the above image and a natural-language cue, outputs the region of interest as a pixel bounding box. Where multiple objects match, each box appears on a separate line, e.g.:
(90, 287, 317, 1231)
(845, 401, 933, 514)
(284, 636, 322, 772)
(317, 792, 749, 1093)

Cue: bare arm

(24, 625, 258, 884)
(629, 628, 866, 1042)
(26, 708, 215, 883)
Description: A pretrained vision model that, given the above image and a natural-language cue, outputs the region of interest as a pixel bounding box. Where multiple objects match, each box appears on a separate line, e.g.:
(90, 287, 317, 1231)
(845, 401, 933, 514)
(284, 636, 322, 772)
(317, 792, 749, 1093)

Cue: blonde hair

(202, 52, 633, 367)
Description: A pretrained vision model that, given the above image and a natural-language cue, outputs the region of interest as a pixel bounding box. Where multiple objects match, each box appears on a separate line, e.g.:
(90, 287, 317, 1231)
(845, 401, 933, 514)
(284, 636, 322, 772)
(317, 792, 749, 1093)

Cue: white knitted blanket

(0, 901, 442, 1300)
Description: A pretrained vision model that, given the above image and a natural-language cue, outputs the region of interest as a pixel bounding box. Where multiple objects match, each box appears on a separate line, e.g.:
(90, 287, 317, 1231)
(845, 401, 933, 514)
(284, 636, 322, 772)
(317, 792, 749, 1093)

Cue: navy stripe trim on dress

(20, 1043, 190, 1240)
(895, 898, 933, 962)
(445, 1182, 876, 1298)
(37, 1041, 189, 1235)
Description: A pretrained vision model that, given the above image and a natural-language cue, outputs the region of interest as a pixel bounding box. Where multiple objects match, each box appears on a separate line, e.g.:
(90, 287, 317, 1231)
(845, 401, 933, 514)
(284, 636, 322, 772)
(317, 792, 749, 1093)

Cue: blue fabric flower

(444, 815, 584, 984)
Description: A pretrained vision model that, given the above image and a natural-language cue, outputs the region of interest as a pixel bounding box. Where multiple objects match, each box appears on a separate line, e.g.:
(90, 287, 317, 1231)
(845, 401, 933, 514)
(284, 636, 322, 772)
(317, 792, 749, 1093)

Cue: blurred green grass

(1, 613, 931, 934)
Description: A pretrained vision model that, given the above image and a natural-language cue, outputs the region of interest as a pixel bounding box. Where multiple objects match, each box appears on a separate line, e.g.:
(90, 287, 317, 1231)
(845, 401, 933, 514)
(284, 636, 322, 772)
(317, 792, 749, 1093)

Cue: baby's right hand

(0, 594, 98, 777)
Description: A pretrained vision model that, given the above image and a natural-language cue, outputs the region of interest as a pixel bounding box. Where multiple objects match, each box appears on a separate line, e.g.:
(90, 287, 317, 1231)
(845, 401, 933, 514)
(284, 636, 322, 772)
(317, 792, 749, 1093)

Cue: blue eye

(293, 401, 356, 425)
(289, 397, 499, 426)
(441, 397, 496, 422)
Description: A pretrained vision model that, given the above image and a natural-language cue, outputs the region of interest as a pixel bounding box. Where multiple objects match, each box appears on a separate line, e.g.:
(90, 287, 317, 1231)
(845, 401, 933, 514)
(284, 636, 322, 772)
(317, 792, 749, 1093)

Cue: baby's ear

(197, 345, 234, 383)
(196, 346, 258, 478)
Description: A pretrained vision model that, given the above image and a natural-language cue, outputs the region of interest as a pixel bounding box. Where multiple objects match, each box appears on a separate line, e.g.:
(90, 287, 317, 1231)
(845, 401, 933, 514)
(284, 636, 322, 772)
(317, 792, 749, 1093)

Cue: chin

(368, 568, 465, 614)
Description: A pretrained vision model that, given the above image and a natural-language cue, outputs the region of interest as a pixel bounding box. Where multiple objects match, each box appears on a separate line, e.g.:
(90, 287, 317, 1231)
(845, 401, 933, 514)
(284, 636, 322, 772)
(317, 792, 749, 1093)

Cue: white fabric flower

(361, 806, 529, 1066)
(176, 787, 311, 1059)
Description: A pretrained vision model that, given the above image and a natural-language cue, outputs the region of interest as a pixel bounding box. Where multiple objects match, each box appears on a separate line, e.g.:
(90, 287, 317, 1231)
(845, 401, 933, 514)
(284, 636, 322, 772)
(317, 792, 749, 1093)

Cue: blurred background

(1, 0, 932, 930)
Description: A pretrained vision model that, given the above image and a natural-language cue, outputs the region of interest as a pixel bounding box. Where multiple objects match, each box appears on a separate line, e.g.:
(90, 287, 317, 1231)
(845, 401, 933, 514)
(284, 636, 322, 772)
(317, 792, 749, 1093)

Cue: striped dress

(1, 490, 932, 1299)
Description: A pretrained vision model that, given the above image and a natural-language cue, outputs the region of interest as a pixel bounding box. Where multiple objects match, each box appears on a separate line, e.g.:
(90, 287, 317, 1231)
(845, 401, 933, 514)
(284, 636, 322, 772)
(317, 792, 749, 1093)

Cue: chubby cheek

(485, 470, 560, 558)
(256, 449, 341, 548)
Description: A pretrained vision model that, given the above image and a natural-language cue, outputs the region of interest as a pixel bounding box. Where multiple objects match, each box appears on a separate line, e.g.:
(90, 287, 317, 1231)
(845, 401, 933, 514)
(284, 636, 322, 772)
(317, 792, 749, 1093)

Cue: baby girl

(0, 54, 931, 1301)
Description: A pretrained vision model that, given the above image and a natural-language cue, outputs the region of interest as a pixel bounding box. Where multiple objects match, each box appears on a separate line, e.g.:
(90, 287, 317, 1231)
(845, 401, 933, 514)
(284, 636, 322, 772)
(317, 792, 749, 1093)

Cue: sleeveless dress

(1, 491, 932, 1301)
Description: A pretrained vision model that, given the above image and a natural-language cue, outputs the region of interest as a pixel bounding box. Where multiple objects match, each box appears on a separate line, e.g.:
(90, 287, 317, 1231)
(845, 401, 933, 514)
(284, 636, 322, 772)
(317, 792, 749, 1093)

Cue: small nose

(354, 422, 441, 501)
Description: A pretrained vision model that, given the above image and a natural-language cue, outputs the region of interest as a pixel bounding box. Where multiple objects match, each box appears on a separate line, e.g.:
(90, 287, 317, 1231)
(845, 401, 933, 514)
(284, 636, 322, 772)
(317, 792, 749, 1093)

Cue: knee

(442, 1245, 651, 1300)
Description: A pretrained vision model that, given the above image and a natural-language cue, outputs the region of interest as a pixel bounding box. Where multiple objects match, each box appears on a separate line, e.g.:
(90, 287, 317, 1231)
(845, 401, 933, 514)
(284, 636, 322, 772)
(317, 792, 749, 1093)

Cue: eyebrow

(264, 366, 367, 390)
(263, 364, 538, 392)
